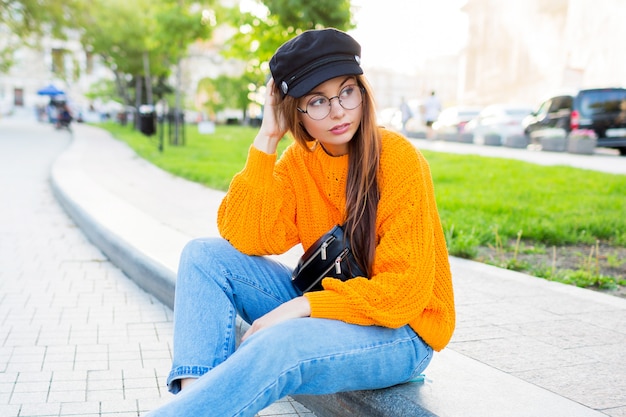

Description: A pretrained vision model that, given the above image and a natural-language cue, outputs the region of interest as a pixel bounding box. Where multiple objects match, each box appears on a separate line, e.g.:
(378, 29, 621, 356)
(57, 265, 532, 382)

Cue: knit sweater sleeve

(304, 131, 455, 351)
(217, 145, 299, 255)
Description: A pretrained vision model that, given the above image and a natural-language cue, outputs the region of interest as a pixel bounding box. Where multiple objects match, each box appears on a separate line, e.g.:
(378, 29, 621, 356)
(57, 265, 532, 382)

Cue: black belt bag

(291, 224, 365, 293)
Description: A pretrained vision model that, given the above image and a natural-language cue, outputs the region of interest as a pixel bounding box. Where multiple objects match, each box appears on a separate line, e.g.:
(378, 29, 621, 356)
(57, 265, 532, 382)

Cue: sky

(349, 0, 469, 72)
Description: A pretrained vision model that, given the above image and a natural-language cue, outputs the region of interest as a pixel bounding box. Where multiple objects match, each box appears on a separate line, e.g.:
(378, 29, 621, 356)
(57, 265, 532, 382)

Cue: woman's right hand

(241, 296, 311, 342)
(253, 78, 288, 154)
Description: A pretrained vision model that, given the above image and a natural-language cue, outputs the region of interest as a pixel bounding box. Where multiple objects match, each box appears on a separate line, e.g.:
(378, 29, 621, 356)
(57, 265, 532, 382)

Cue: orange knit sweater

(218, 128, 455, 351)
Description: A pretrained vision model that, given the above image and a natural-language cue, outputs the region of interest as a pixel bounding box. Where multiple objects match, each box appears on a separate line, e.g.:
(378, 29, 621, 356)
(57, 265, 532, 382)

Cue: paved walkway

(2, 113, 626, 416)
(411, 137, 626, 175)
(0, 116, 312, 417)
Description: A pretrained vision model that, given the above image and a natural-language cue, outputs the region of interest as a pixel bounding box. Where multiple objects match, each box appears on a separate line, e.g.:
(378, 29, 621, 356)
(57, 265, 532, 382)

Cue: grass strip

(97, 122, 626, 290)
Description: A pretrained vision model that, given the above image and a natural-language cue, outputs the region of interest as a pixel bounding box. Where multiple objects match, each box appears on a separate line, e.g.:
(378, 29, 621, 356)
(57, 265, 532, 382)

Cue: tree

(0, 0, 80, 39)
(152, 0, 219, 141)
(223, 0, 353, 65)
(77, 0, 218, 140)
(0, 0, 83, 71)
(197, 74, 256, 121)
(78, 0, 218, 107)
(216, 0, 354, 121)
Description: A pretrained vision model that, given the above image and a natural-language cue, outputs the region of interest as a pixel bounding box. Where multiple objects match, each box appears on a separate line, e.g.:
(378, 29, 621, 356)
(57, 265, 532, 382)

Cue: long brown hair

(275, 75, 381, 276)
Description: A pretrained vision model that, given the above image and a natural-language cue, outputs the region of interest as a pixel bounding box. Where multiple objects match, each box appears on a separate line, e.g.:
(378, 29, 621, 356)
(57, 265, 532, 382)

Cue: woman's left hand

(241, 296, 311, 342)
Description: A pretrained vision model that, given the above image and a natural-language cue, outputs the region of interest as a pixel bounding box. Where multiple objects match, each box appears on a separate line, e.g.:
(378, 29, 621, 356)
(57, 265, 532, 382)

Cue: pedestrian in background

(146, 28, 455, 417)
(400, 96, 413, 134)
(423, 90, 441, 138)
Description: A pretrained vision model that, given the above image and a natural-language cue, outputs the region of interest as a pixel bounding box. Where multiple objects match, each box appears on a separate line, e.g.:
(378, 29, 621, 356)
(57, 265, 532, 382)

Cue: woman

(147, 28, 455, 416)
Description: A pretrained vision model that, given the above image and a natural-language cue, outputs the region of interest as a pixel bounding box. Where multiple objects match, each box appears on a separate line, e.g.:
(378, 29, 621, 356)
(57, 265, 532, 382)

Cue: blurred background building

(461, 0, 626, 106)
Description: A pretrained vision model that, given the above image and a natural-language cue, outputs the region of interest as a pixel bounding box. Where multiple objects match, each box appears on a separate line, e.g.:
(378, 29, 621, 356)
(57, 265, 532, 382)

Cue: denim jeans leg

(166, 237, 298, 393)
(149, 317, 432, 417)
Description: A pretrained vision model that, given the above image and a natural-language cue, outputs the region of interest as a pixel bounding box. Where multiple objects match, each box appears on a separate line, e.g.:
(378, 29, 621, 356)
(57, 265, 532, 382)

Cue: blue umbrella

(37, 84, 65, 96)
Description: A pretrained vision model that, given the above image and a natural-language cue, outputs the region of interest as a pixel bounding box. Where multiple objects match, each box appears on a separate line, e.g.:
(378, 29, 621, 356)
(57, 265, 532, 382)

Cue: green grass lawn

(426, 151, 626, 246)
(97, 121, 626, 290)
(98, 122, 293, 191)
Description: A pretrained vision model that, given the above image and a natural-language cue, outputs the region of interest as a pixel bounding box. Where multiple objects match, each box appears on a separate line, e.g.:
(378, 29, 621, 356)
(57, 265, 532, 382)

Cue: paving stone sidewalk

(0, 117, 313, 417)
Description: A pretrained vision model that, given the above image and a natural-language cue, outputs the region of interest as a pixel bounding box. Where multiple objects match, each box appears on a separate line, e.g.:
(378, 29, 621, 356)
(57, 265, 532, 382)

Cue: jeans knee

(180, 237, 230, 266)
(181, 237, 215, 257)
(177, 238, 226, 287)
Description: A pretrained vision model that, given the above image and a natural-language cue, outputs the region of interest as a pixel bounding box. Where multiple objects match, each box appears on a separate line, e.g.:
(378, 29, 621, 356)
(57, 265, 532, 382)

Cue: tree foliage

(222, 0, 353, 71)
(197, 73, 258, 119)
(265, 0, 353, 32)
(2, 0, 353, 117)
(0, 0, 83, 71)
(214, 0, 354, 119)
(78, 0, 218, 105)
(0, 0, 80, 39)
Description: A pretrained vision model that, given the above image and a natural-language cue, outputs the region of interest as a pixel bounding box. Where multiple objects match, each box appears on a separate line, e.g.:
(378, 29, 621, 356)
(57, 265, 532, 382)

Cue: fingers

(264, 77, 279, 107)
(241, 319, 263, 342)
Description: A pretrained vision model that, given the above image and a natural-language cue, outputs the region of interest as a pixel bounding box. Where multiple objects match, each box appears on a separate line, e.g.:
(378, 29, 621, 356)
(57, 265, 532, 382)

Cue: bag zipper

(299, 235, 336, 269)
(334, 248, 350, 274)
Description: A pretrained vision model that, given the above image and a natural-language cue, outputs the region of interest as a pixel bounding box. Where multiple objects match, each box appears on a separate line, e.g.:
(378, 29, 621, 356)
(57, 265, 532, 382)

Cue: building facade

(0, 27, 110, 116)
(461, 0, 626, 107)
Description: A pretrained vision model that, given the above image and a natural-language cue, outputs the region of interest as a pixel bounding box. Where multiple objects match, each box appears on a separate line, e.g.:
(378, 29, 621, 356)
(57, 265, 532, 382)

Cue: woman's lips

(330, 123, 350, 135)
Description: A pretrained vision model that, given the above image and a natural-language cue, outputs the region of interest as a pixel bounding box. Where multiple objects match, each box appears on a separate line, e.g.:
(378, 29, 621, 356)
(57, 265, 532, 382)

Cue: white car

(432, 107, 481, 140)
(466, 104, 534, 145)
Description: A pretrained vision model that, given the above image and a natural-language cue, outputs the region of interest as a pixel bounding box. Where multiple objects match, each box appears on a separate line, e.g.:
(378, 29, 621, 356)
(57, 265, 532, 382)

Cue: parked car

(432, 106, 481, 139)
(377, 99, 427, 138)
(465, 104, 534, 144)
(523, 88, 626, 155)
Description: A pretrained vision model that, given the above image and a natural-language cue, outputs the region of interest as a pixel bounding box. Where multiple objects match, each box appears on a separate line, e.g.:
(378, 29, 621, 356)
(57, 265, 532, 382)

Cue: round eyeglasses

(297, 84, 364, 120)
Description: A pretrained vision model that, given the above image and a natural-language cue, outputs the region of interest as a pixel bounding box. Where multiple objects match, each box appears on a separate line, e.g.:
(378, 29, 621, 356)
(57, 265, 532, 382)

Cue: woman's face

(297, 76, 363, 156)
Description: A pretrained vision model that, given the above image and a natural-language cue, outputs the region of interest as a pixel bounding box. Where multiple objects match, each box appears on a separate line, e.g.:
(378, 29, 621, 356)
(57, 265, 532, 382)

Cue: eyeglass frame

(297, 84, 365, 120)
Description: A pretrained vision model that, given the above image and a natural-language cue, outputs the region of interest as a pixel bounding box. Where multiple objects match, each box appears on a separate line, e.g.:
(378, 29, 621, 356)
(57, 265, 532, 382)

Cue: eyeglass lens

(305, 85, 363, 120)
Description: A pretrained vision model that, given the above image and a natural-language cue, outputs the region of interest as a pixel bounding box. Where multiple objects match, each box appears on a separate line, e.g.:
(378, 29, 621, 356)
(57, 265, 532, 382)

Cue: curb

(50, 137, 180, 309)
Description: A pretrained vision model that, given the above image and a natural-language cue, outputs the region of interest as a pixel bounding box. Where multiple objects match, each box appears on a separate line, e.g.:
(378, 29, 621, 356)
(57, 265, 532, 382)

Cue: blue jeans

(147, 238, 433, 417)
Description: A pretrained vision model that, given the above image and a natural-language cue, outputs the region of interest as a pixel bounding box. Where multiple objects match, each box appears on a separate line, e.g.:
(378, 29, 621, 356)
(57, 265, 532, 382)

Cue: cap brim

(288, 62, 363, 98)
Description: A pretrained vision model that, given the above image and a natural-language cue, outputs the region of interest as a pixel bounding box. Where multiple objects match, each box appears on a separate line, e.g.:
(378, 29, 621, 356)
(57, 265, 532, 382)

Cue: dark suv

(523, 88, 626, 155)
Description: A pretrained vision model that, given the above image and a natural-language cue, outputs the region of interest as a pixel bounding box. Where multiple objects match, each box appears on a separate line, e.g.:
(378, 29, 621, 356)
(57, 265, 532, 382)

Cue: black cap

(269, 28, 363, 98)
